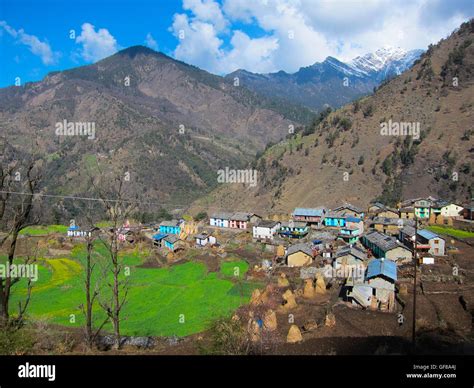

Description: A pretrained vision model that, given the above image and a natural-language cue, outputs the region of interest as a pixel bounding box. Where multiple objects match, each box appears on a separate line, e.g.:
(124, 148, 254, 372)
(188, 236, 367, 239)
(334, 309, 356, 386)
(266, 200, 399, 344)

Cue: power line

(0, 190, 284, 214)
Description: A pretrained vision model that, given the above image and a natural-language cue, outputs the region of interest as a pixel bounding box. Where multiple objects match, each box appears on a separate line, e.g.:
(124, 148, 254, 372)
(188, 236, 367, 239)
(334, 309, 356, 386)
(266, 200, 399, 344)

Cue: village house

(399, 226, 446, 256)
(286, 243, 314, 267)
(292, 207, 326, 228)
(367, 202, 386, 214)
(366, 258, 397, 312)
(399, 207, 415, 219)
(338, 226, 360, 244)
(195, 233, 217, 247)
(333, 203, 365, 218)
(229, 212, 251, 229)
(361, 231, 412, 264)
(374, 207, 399, 219)
(163, 234, 184, 252)
(414, 199, 432, 219)
(279, 221, 309, 239)
(463, 200, 474, 220)
(324, 212, 346, 228)
(338, 216, 365, 243)
(209, 212, 233, 228)
(370, 217, 414, 236)
(252, 220, 281, 241)
(431, 201, 464, 218)
(152, 233, 167, 248)
(159, 220, 182, 235)
(348, 258, 397, 312)
(333, 245, 367, 271)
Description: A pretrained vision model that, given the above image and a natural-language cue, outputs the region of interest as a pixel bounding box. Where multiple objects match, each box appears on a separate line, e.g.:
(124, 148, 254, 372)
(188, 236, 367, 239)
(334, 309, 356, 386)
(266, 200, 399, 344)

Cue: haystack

(286, 325, 303, 343)
(303, 279, 315, 299)
(263, 309, 277, 331)
(325, 313, 336, 327)
(315, 274, 326, 294)
(278, 289, 297, 313)
(277, 273, 290, 287)
(250, 289, 263, 306)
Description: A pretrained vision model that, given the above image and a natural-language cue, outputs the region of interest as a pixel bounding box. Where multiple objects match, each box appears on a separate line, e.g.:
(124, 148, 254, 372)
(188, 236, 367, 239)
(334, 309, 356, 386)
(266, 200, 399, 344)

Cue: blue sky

(1, 0, 473, 87)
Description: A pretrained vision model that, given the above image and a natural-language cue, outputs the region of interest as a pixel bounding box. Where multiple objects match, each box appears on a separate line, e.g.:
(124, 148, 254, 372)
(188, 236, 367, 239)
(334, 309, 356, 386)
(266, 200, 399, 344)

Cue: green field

(19, 225, 69, 236)
(9, 244, 258, 337)
(426, 225, 474, 239)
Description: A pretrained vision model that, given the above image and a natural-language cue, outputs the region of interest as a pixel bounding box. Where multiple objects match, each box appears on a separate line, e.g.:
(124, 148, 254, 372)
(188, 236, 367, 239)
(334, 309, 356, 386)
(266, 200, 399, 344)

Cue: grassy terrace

(7, 242, 258, 337)
(426, 225, 474, 239)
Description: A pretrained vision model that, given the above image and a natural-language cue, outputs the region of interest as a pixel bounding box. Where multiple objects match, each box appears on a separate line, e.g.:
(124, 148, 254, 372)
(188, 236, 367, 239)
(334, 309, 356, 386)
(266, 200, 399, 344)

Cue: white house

(195, 233, 217, 247)
(253, 220, 281, 241)
(209, 212, 233, 228)
(440, 203, 464, 218)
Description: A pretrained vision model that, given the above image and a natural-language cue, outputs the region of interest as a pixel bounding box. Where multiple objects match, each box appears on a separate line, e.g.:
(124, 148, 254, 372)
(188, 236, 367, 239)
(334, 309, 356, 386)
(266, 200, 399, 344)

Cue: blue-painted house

(163, 235, 183, 252)
(159, 220, 182, 235)
(338, 227, 360, 244)
(324, 212, 346, 227)
(152, 233, 168, 248)
(279, 221, 309, 239)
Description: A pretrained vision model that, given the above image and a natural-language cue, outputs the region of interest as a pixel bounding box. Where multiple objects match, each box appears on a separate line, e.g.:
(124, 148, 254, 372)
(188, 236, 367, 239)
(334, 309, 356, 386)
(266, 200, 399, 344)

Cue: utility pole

(412, 216, 418, 351)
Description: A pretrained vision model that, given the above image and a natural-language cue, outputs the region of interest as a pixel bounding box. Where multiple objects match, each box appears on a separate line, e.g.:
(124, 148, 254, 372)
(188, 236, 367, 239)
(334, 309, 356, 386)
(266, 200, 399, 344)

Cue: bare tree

(80, 226, 109, 349)
(89, 164, 137, 349)
(0, 139, 42, 328)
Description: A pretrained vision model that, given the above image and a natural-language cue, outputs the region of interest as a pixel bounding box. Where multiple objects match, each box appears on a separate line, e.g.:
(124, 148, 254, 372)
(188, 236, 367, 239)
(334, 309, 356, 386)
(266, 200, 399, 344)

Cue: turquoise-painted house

(159, 220, 182, 235)
(163, 235, 182, 252)
(279, 221, 309, 239)
(324, 212, 346, 227)
(338, 227, 360, 244)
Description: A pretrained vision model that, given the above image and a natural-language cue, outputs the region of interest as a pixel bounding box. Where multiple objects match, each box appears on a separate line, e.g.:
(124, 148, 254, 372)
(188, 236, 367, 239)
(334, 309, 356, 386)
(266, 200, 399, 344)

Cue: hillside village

(61, 195, 474, 349)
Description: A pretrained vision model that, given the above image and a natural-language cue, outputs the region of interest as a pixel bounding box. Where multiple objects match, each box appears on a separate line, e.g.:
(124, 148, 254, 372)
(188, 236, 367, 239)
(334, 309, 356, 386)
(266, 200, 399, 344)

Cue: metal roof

(287, 243, 313, 257)
(293, 207, 325, 217)
(335, 245, 367, 261)
(346, 216, 362, 223)
(418, 229, 440, 240)
(364, 231, 402, 252)
(152, 233, 167, 241)
(160, 219, 180, 227)
(367, 258, 397, 281)
(256, 220, 280, 228)
(164, 235, 180, 244)
(325, 211, 346, 218)
(231, 212, 250, 221)
(281, 221, 308, 228)
(210, 212, 233, 220)
(334, 203, 364, 214)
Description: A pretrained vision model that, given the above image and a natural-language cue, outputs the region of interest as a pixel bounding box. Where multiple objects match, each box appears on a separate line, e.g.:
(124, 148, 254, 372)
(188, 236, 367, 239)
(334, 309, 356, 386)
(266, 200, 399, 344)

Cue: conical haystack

(263, 309, 277, 331)
(278, 273, 290, 287)
(250, 289, 262, 306)
(303, 279, 315, 299)
(325, 313, 336, 327)
(286, 324, 303, 343)
(315, 274, 326, 294)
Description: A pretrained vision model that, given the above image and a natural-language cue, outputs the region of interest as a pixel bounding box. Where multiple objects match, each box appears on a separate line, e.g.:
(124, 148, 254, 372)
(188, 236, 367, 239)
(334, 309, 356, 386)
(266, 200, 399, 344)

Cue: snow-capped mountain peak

(349, 46, 423, 79)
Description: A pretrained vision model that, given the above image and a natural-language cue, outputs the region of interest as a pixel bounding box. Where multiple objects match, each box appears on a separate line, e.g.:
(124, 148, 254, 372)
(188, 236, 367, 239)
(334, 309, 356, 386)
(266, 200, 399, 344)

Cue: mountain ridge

(226, 47, 424, 111)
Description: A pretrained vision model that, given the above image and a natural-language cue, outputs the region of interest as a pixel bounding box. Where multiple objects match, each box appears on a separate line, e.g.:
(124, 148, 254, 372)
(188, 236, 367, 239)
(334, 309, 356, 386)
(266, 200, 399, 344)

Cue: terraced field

(9, 244, 257, 337)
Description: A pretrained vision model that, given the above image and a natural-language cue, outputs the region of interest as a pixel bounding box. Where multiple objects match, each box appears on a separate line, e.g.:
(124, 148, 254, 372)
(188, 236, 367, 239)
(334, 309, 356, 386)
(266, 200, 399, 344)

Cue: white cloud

(171, 0, 473, 75)
(171, 13, 224, 72)
(183, 0, 228, 31)
(0, 21, 59, 65)
(75, 23, 119, 62)
(145, 33, 158, 50)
